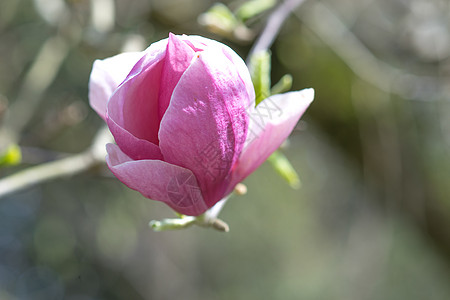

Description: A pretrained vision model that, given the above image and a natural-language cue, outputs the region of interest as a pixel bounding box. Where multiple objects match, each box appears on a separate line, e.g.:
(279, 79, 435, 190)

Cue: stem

(0, 126, 111, 198)
(149, 216, 196, 231)
(0, 152, 97, 197)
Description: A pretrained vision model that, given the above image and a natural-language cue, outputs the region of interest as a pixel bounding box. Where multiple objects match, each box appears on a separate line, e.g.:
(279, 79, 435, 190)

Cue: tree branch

(247, 0, 307, 62)
(0, 127, 111, 198)
(298, 2, 448, 102)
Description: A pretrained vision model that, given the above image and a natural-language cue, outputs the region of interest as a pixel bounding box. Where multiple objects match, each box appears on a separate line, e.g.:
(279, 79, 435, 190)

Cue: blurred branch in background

(293, 0, 450, 265)
(0, 36, 72, 144)
(0, 126, 111, 198)
(248, 0, 307, 62)
(297, 0, 450, 211)
(0, 0, 82, 163)
(298, 1, 449, 102)
(0, 0, 130, 193)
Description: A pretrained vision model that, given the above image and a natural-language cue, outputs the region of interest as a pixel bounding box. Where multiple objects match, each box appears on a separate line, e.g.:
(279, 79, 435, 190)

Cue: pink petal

(182, 36, 255, 102)
(158, 48, 252, 208)
(220, 45, 255, 103)
(106, 143, 208, 216)
(227, 88, 314, 193)
(106, 43, 167, 159)
(89, 52, 144, 120)
(108, 56, 164, 145)
(158, 33, 196, 119)
(106, 116, 163, 160)
(180, 35, 208, 51)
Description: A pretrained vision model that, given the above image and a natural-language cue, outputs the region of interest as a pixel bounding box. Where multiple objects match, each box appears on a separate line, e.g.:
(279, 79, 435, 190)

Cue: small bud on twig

(234, 183, 248, 195)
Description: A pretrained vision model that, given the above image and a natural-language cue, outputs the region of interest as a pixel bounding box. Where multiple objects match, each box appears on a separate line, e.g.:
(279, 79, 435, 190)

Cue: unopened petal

(106, 143, 208, 216)
(159, 48, 251, 208)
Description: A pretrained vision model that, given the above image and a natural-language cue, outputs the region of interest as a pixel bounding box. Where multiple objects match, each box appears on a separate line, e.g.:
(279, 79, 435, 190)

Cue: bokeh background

(1, 0, 450, 299)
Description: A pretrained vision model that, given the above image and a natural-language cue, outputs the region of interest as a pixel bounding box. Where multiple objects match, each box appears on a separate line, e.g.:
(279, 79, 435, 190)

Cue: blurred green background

(1, 0, 450, 299)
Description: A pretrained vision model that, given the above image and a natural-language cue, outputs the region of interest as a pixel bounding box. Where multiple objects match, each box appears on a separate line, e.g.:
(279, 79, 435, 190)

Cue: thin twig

(0, 127, 111, 198)
(0, 152, 97, 196)
(247, 0, 307, 63)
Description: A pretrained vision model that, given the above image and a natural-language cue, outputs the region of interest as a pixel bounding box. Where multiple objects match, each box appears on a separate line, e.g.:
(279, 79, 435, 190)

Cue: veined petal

(227, 88, 314, 193)
(158, 48, 251, 208)
(106, 143, 208, 216)
(89, 52, 144, 120)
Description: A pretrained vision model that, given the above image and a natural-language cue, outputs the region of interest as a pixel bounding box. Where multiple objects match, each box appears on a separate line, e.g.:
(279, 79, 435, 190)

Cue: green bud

(0, 144, 22, 168)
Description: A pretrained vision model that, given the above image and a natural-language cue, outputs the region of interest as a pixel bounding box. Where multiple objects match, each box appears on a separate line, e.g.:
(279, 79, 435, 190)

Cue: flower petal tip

(300, 88, 315, 104)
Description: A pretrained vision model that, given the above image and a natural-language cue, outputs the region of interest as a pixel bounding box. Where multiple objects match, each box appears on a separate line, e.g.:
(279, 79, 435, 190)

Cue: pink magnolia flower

(89, 33, 313, 216)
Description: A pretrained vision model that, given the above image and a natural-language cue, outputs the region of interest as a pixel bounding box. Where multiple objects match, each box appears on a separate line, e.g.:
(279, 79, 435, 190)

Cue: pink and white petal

(228, 88, 314, 192)
(158, 33, 196, 119)
(158, 49, 250, 208)
(106, 143, 208, 216)
(107, 48, 166, 150)
(89, 52, 144, 120)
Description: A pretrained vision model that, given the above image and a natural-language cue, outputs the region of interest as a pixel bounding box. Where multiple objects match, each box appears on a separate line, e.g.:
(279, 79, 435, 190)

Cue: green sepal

(249, 53, 300, 189)
(271, 74, 293, 95)
(249, 50, 271, 106)
(267, 150, 301, 189)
